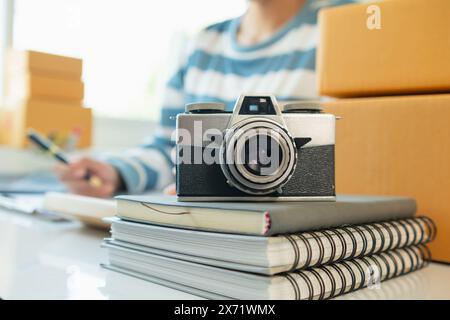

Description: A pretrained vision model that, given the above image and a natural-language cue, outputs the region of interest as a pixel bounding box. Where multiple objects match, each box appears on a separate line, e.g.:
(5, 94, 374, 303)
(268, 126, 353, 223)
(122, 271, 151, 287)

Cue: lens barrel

(220, 118, 297, 195)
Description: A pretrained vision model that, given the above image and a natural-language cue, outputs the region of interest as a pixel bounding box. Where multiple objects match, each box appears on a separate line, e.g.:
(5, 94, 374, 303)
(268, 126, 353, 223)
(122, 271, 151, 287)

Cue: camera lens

(220, 118, 297, 195)
(242, 135, 283, 177)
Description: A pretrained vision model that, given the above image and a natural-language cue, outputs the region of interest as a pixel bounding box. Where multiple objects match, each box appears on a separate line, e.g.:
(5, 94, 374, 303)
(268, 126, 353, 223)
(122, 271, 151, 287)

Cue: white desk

(0, 207, 449, 300)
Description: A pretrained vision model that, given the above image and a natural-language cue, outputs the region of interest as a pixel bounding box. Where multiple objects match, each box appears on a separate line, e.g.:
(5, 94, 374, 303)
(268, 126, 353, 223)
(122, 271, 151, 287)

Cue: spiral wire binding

(344, 265, 427, 300)
(279, 216, 436, 300)
(283, 216, 436, 271)
(283, 246, 430, 300)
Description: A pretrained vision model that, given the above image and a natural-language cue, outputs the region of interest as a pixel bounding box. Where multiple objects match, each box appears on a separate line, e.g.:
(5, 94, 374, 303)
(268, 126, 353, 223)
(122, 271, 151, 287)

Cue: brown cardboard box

(5, 73, 84, 103)
(0, 108, 14, 144)
(317, 0, 450, 97)
(7, 50, 83, 79)
(3, 96, 81, 110)
(2, 100, 92, 149)
(0, 108, 18, 145)
(323, 94, 450, 262)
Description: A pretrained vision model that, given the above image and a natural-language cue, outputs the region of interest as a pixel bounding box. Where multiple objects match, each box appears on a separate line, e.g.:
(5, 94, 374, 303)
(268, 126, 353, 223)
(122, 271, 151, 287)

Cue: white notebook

(43, 192, 115, 228)
(105, 216, 436, 275)
(102, 245, 430, 300)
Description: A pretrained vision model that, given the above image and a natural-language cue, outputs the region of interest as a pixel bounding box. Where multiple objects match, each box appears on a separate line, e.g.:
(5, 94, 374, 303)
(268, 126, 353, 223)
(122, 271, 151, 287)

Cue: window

(0, 0, 13, 102)
(12, 0, 246, 120)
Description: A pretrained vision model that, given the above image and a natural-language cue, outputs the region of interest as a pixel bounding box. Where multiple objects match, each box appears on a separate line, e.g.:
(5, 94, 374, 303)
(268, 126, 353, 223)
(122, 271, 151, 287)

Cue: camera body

(176, 94, 336, 201)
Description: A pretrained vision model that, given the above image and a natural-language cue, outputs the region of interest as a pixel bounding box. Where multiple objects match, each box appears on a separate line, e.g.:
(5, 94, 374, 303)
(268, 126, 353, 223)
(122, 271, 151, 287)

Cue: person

(55, 0, 353, 198)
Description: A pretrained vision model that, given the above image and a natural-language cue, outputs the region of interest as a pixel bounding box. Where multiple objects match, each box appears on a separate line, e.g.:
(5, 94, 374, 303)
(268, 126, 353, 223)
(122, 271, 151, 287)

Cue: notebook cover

(116, 195, 417, 236)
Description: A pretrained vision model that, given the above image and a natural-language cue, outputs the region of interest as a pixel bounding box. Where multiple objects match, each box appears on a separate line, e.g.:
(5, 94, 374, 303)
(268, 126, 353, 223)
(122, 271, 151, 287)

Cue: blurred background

(2, 0, 246, 119)
(0, 0, 245, 151)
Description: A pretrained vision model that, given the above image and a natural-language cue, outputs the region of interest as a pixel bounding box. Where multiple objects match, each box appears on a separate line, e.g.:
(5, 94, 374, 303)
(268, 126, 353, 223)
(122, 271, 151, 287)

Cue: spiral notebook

(103, 216, 436, 275)
(102, 245, 430, 300)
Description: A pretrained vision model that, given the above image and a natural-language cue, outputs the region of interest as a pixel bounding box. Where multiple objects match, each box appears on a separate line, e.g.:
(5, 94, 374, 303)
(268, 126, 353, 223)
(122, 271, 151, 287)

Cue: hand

(54, 157, 122, 198)
(163, 184, 176, 195)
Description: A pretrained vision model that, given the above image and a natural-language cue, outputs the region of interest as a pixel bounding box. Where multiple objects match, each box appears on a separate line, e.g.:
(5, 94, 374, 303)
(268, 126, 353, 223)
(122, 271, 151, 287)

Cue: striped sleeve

(105, 68, 186, 194)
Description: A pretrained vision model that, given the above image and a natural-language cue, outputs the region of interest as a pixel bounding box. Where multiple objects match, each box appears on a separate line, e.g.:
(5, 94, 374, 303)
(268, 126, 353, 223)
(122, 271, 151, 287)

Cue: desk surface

(0, 207, 449, 300)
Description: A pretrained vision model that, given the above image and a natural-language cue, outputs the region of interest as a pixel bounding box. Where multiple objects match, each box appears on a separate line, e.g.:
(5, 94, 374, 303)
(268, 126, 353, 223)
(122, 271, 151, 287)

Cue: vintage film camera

(176, 94, 336, 201)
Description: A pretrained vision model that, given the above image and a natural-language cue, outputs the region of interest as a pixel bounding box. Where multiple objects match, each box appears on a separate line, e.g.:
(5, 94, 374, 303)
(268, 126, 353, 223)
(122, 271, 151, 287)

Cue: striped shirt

(107, 0, 353, 194)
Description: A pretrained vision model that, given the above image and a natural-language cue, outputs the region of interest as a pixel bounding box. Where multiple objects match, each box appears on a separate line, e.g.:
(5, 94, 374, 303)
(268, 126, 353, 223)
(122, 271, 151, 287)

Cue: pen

(26, 128, 102, 188)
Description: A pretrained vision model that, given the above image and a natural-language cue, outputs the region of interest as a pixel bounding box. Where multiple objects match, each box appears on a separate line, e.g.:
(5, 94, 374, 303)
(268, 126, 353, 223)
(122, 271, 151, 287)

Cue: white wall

(0, 0, 14, 104)
(92, 117, 158, 150)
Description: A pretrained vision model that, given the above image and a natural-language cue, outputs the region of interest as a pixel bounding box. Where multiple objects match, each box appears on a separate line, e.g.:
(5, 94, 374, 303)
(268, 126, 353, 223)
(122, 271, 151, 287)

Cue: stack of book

(102, 195, 436, 300)
(0, 50, 92, 149)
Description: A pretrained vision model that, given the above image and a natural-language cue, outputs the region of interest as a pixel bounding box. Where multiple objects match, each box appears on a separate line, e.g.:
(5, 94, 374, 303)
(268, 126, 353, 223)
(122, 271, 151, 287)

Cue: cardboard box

(3, 97, 81, 110)
(323, 94, 450, 262)
(1, 100, 92, 149)
(5, 73, 84, 103)
(317, 0, 450, 97)
(0, 108, 13, 144)
(7, 50, 82, 79)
